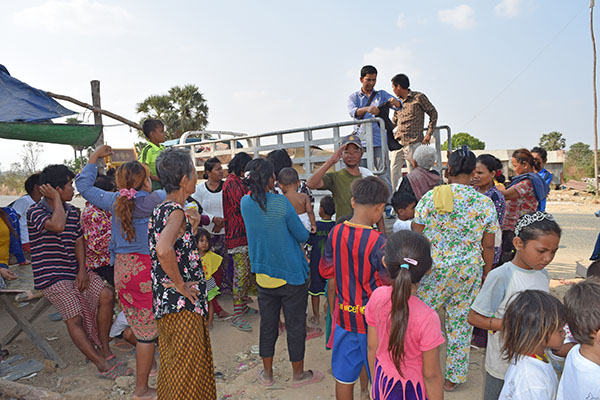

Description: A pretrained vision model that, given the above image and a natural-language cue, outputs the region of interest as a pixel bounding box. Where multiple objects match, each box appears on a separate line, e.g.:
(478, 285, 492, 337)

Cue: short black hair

(448, 146, 476, 176)
(320, 195, 335, 217)
(360, 65, 378, 78)
(39, 165, 75, 189)
(24, 173, 40, 195)
(278, 167, 299, 185)
(351, 176, 390, 205)
(94, 174, 117, 192)
(587, 259, 600, 278)
(391, 74, 410, 89)
(228, 152, 252, 177)
(531, 146, 548, 162)
(391, 191, 417, 211)
(142, 119, 164, 139)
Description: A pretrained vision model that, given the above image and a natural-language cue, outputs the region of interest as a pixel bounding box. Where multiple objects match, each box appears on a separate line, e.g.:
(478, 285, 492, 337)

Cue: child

(28, 164, 131, 379)
(138, 118, 166, 191)
(365, 231, 444, 400)
(320, 176, 390, 400)
(556, 279, 600, 399)
(468, 211, 562, 400)
(390, 191, 416, 232)
(531, 147, 553, 212)
(81, 174, 116, 286)
(197, 228, 230, 329)
(278, 167, 317, 233)
(499, 290, 566, 399)
(307, 195, 336, 326)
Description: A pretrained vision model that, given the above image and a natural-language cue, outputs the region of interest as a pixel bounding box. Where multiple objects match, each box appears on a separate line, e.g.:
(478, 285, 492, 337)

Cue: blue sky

(0, 0, 594, 169)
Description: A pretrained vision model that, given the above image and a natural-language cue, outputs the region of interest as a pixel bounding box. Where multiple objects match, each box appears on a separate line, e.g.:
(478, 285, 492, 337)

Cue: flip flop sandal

(290, 370, 324, 389)
(256, 369, 274, 387)
(305, 327, 323, 341)
(98, 361, 133, 380)
(231, 316, 252, 332)
(214, 314, 233, 321)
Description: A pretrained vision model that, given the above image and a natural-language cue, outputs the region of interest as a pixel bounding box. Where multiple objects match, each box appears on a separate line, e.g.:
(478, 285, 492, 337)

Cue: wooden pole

(90, 80, 103, 148)
(0, 378, 63, 400)
(592, 0, 599, 194)
(47, 91, 142, 131)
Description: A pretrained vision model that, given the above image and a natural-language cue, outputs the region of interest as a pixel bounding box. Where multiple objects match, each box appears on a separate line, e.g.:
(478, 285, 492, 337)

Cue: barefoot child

(278, 167, 317, 233)
(307, 195, 336, 326)
(468, 211, 562, 400)
(557, 279, 600, 399)
(197, 228, 230, 328)
(320, 176, 390, 400)
(365, 231, 444, 400)
(499, 290, 566, 399)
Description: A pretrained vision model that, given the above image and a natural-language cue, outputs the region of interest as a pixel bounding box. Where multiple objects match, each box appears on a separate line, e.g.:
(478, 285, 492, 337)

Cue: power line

(464, 4, 587, 127)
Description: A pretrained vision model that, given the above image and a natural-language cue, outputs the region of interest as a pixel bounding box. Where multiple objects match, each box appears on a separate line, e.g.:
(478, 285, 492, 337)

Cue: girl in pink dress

(365, 231, 444, 400)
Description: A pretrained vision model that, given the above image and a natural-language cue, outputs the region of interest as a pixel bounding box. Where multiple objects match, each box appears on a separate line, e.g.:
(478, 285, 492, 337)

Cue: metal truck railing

(173, 119, 451, 179)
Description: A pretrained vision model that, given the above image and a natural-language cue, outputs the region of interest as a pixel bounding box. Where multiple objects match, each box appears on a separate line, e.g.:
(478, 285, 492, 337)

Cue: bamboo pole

(46, 91, 142, 131)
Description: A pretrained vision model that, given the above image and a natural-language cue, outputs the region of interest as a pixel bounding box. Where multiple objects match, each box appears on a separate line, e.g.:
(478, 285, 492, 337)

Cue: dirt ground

(0, 190, 597, 399)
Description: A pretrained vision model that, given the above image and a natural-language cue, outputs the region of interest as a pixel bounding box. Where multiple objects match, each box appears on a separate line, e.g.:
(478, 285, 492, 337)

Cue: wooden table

(0, 263, 66, 368)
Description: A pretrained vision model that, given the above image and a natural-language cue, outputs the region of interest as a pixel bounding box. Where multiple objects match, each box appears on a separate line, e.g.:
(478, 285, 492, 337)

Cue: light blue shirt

(347, 89, 400, 147)
(76, 163, 166, 263)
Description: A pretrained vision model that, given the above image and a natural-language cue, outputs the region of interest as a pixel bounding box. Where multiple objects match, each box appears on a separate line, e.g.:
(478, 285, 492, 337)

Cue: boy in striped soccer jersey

(320, 176, 390, 399)
(27, 165, 129, 379)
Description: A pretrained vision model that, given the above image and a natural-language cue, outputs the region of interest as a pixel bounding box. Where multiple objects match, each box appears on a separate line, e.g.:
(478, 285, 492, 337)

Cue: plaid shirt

(392, 90, 438, 146)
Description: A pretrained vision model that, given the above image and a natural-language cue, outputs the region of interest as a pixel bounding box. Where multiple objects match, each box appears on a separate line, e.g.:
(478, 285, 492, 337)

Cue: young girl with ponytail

(77, 145, 166, 400)
(365, 230, 444, 400)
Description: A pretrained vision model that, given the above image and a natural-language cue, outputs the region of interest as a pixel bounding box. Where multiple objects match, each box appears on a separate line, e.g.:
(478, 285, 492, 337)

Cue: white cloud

(397, 13, 407, 29)
(13, 0, 132, 35)
(438, 4, 475, 30)
(495, 0, 522, 18)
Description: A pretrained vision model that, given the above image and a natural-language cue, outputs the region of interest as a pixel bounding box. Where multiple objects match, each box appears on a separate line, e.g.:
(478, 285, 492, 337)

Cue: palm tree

(136, 85, 209, 140)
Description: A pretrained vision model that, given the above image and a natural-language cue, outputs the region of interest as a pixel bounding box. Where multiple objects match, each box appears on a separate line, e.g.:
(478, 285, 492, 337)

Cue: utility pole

(592, 0, 599, 193)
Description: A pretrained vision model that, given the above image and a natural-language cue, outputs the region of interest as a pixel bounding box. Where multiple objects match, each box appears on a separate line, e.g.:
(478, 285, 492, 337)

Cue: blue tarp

(0, 64, 76, 122)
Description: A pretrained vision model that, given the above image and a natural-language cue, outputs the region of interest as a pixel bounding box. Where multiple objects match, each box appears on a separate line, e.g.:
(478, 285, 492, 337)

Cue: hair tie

(514, 211, 555, 237)
(495, 170, 502, 178)
(119, 188, 137, 200)
(244, 171, 252, 179)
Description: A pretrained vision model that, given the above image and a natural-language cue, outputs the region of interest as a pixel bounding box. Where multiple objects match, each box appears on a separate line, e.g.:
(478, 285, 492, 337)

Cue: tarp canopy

(0, 65, 102, 146)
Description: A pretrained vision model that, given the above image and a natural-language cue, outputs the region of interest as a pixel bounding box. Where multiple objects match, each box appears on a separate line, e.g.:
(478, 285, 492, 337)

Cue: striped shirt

(319, 221, 387, 334)
(27, 199, 83, 290)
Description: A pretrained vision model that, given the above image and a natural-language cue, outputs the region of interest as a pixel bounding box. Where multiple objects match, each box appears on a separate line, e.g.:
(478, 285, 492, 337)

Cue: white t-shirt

(500, 355, 558, 400)
(556, 344, 600, 400)
(392, 219, 412, 232)
(11, 195, 34, 244)
(192, 182, 224, 234)
(470, 262, 550, 379)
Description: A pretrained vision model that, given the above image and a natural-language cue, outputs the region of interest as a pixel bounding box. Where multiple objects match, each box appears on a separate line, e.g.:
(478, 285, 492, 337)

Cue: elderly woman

(241, 158, 323, 388)
(149, 148, 215, 399)
(413, 147, 498, 391)
(396, 145, 441, 200)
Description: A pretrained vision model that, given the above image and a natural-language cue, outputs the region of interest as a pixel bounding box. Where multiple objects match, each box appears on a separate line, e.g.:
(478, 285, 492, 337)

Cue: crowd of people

(0, 67, 599, 400)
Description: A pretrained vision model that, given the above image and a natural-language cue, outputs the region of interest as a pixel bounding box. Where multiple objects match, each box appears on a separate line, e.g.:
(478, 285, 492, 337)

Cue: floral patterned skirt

(114, 253, 158, 342)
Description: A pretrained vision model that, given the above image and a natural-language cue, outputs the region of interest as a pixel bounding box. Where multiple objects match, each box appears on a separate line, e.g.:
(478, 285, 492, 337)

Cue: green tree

(539, 131, 566, 151)
(136, 84, 209, 141)
(441, 132, 485, 151)
(563, 142, 595, 180)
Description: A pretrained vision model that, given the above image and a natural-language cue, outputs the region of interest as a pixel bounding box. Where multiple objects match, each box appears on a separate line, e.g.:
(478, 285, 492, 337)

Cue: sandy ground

(0, 190, 597, 399)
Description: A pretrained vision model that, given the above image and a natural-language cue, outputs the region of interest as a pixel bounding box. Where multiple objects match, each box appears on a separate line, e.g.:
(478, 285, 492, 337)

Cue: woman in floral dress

(413, 146, 498, 391)
(149, 147, 215, 399)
